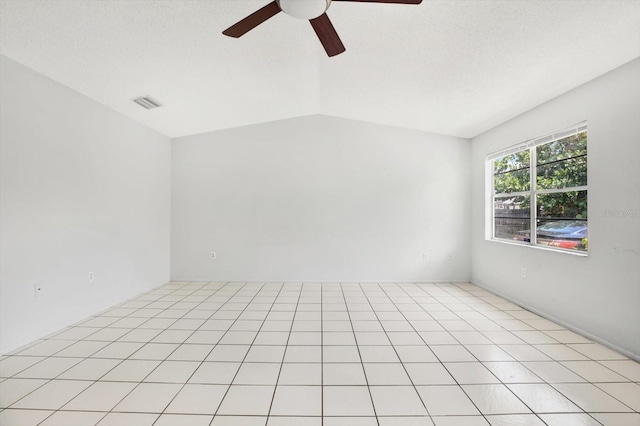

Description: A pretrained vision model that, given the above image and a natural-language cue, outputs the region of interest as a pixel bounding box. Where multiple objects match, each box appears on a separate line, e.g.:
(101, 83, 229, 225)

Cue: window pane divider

(494, 191, 530, 197)
(535, 185, 588, 195)
(531, 145, 537, 246)
(537, 153, 587, 167)
(494, 165, 531, 176)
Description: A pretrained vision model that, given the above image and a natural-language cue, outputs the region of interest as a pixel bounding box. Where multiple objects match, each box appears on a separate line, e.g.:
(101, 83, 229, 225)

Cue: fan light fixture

(222, 0, 422, 57)
(277, 0, 331, 19)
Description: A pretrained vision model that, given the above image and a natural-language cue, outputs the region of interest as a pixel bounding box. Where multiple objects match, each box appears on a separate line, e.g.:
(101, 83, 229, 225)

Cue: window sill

(488, 238, 588, 257)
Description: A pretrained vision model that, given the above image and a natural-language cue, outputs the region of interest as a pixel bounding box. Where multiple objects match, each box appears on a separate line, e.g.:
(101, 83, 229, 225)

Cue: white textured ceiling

(1, 0, 639, 138)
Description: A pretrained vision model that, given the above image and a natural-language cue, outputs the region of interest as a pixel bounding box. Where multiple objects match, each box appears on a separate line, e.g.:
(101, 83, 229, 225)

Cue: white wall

(172, 115, 470, 282)
(6, 51, 635, 359)
(0, 55, 171, 354)
(471, 58, 640, 358)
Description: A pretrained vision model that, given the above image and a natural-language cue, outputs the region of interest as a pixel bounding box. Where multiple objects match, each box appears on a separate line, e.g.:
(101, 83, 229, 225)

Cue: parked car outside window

(514, 220, 587, 250)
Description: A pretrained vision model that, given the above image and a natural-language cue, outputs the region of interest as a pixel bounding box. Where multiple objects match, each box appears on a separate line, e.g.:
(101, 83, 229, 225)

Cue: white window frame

(487, 122, 588, 255)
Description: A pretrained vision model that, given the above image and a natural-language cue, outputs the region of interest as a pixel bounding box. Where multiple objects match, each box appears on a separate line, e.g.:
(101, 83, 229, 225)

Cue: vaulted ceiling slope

(1, 0, 639, 139)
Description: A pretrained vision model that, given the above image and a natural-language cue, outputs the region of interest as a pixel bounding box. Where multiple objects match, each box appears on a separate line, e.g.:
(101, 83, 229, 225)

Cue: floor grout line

(0, 281, 637, 426)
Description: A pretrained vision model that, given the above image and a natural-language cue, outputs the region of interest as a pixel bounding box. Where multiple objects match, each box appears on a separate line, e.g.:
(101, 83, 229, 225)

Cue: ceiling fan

(223, 0, 423, 57)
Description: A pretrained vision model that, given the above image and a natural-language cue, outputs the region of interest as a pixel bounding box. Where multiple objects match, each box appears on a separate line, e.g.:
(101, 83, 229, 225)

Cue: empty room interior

(1, 1, 639, 425)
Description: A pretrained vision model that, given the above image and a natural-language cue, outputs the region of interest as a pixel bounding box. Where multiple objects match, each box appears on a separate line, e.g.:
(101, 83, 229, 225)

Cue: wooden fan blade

(309, 14, 345, 57)
(332, 0, 422, 3)
(222, 1, 281, 38)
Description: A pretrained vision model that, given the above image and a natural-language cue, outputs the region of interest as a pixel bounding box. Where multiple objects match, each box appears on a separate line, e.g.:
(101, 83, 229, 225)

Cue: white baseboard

(471, 280, 640, 362)
(0, 280, 169, 356)
(170, 279, 471, 284)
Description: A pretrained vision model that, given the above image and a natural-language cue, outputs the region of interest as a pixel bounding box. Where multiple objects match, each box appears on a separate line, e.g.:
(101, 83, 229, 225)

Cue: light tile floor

(1, 282, 639, 426)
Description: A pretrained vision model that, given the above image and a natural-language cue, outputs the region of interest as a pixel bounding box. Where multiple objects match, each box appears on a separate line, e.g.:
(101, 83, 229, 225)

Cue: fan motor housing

(277, 0, 331, 19)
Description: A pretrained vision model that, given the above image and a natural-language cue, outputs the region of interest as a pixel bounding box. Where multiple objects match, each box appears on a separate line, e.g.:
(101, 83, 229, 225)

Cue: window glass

(493, 151, 531, 193)
(537, 132, 587, 190)
(494, 195, 530, 241)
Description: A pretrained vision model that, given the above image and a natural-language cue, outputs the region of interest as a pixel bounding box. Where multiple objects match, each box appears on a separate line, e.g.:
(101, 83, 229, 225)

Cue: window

(488, 123, 588, 253)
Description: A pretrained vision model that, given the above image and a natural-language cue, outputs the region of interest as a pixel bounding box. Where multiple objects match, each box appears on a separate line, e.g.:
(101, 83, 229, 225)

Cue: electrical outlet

(210, 251, 216, 260)
(521, 268, 526, 278)
(89, 272, 95, 282)
(34, 282, 43, 298)
(423, 253, 429, 262)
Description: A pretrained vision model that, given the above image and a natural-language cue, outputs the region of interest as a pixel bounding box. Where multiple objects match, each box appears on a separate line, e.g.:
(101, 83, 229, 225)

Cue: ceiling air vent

(132, 96, 163, 110)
